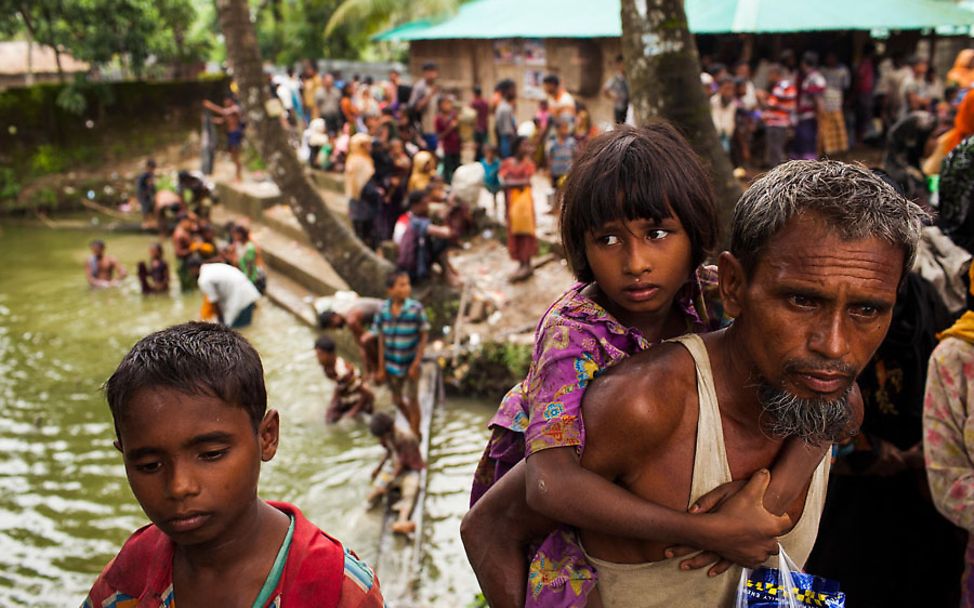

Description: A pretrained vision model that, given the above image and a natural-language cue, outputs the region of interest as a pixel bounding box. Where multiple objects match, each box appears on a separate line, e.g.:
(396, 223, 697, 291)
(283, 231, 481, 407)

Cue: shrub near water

(450, 341, 532, 398)
(29, 145, 69, 176)
(0, 168, 19, 202)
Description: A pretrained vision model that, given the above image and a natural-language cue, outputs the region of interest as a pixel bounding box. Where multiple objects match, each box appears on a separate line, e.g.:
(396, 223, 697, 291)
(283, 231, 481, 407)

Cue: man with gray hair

(564, 160, 926, 606)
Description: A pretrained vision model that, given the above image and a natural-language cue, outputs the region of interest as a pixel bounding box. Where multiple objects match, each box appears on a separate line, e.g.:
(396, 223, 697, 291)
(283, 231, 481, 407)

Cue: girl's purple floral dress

(470, 266, 723, 607)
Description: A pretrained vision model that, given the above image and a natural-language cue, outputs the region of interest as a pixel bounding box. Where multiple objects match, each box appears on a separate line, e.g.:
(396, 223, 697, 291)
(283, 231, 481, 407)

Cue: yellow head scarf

(344, 133, 374, 200)
(408, 150, 436, 193)
(938, 262, 974, 343)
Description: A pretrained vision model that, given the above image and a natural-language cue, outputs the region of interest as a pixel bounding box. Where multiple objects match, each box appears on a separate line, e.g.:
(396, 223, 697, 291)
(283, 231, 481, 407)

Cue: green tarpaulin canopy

(373, 0, 974, 40)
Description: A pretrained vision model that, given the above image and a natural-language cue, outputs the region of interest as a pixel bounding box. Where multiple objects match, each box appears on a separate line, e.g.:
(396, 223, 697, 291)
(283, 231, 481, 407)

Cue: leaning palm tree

(214, 0, 393, 296)
(324, 0, 461, 37)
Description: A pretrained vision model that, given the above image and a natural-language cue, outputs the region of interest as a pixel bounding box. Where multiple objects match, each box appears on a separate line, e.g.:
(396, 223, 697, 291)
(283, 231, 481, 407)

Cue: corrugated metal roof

(374, 0, 974, 40)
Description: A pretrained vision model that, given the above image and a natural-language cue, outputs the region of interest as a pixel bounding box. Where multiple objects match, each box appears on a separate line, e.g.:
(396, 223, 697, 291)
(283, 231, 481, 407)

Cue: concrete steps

(216, 181, 283, 217)
(310, 170, 344, 194)
(263, 269, 318, 327)
(256, 228, 348, 296)
(261, 205, 312, 245)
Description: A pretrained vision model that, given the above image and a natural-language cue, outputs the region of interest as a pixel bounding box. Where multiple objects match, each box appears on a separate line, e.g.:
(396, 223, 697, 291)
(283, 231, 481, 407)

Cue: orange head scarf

(947, 49, 974, 88)
(945, 90, 974, 154)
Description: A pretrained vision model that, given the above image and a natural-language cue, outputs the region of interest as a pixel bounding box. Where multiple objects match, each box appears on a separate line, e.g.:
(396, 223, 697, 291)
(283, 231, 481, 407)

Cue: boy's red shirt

(83, 501, 383, 608)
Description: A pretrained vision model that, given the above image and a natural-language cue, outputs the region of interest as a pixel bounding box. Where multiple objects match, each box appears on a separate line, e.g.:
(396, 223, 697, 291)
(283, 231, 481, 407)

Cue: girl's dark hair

(512, 135, 528, 156)
(105, 322, 267, 435)
(559, 122, 718, 283)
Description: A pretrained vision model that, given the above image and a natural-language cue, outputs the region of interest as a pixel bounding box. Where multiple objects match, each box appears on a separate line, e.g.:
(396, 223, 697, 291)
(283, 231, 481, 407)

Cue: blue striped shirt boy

(374, 297, 430, 377)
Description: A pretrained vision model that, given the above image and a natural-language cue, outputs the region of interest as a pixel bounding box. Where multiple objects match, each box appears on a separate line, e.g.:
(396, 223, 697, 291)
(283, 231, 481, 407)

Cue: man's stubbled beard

(756, 359, 856, 444)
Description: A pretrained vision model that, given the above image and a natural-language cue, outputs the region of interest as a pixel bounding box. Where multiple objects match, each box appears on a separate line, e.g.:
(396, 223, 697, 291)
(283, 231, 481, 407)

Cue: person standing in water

(85, 240, 127, 288)
(137, 243, 169, 295)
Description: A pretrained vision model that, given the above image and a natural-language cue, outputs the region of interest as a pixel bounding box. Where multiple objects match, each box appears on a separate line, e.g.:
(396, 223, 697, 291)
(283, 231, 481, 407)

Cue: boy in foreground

(367, 412, 425, 535)
(314, 336, 375, 424)
(374, 271, 428, 436)
(84, 322, 383, 608)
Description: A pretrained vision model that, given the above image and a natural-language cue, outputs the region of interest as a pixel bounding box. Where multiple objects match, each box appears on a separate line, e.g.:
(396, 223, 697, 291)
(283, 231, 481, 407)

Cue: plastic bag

(736, 545, 845, 608)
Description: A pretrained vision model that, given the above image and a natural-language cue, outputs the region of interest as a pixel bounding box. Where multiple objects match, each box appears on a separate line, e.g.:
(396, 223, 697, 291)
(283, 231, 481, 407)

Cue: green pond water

(0, 222, 493, 607)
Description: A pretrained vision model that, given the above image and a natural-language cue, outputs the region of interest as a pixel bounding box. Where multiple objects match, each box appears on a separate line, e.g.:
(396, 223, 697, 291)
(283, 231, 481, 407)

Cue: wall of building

(407, 37, 623, 132)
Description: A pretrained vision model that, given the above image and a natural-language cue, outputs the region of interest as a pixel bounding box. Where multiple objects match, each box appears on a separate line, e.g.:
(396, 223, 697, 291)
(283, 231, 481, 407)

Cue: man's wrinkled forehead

(757, 212, 904, 277)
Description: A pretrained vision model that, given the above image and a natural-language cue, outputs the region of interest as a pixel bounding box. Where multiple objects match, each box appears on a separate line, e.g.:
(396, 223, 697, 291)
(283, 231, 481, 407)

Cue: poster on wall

(493, 39, 519, 63)
(523, 39, 546, 66)
(523, 69, 546, 100)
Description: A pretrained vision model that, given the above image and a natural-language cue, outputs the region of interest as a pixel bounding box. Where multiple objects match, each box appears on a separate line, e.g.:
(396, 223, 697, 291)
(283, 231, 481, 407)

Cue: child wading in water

(462, 123, 829, 608)
(367, 412, 425, 535)
(314, 336, 375, 424)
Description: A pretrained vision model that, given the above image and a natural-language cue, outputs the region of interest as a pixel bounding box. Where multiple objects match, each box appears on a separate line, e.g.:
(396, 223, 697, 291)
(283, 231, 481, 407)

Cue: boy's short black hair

(408, 190, 427, 208)
(386, 269, 409, 288)
(314, 335, 336, 353)
(105, 322, 267, 434)
(473, 85, 482, 95)
(543, 74, 560, 86)
(146, 158, 157, 169)
(422, 62, 437, 72)
(317, 310, 340, 329)
(369, 411, 395, 436)
(90, 239, 105, 248)
(559, 122, 718, 283)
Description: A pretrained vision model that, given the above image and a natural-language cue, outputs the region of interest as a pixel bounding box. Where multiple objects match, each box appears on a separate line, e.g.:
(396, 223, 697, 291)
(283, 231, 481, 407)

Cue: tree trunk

(214, 0, 393, 296)
(620, 0, 741, 246)
(25, 28, 34, 86)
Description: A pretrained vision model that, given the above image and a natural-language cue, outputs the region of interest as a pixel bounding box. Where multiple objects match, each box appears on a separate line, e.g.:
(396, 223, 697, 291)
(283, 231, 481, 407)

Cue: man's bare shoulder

(582, 340, 700, 441)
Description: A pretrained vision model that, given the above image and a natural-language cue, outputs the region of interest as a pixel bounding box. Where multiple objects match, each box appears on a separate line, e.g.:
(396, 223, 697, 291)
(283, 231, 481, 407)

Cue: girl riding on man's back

(464, 123, 828, 608)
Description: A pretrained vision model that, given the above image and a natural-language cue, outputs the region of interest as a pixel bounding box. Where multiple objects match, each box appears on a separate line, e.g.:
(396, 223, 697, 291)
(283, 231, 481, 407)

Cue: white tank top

(583, 333, 830, 608)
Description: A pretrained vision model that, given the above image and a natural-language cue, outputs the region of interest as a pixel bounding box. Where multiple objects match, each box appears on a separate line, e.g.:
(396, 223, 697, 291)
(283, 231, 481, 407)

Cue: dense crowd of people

(703, 45, 974, 192)
(260, 58, 629, 284)
(74, 40, 974, 608)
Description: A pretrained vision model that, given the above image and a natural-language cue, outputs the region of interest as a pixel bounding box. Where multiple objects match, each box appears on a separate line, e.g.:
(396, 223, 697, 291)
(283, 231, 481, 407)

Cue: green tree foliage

(0, 0, 211, 76)
(0, 0, 212, 113)
(255, 0, 368, 65)
(324, 0, 460, 38)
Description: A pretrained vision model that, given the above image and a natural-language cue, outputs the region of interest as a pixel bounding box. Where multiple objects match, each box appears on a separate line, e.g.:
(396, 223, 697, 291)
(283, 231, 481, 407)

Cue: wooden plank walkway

(373, 360, 442, 607)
